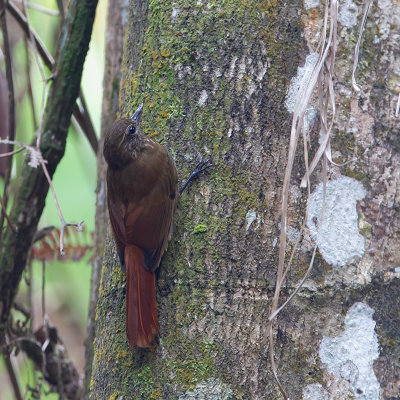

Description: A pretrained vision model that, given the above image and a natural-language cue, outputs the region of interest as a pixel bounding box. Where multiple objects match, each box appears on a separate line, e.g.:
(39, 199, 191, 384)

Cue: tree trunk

(84, 0, 129, 395)
(88, 1, 400, 399)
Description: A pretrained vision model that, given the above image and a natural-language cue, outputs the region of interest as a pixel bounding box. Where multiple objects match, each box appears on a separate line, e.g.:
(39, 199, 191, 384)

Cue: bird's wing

(107, 149, 178, 272)
(124, 154, 178, 271)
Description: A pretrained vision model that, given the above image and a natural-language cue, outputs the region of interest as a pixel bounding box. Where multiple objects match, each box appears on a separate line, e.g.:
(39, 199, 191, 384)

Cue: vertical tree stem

(0, 0, 16, 240)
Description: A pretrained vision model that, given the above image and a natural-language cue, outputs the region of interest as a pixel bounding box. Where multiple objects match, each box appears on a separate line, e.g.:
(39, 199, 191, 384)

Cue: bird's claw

(179, 159, 213, 195)
(194, 159, 213, 174)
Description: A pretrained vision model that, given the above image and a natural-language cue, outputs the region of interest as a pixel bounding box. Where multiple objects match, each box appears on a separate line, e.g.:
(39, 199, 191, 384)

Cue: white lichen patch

(304, 0, 320, 9)
(302, 383, 329, 400)
(245, 209, 257, 231)
(307, 176, 366, 267)
(285, 52, 319, 113)
(178, 378, 233, 400)
(237, 56, 247, 80)
(198, 90, 208, 106)
(377, 0, 399, 41)
(171, 5, 181, 23)
(246, 81, 257, 99)
(228, 56, 238, 80)
(256, 59, 268, 82)
(319, 302, 380, 400)
(338, 0, 359, 28)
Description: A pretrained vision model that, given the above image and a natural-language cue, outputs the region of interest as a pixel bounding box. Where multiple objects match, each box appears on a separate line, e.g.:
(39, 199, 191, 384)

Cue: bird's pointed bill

(131, 103, 144, 122)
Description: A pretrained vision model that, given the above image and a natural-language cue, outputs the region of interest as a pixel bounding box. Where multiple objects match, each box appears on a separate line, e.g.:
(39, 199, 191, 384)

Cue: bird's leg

(179, 159, 213, 195)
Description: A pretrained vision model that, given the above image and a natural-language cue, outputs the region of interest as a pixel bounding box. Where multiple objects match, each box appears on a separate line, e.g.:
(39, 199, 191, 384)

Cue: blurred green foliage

(0, 0, 108, 398)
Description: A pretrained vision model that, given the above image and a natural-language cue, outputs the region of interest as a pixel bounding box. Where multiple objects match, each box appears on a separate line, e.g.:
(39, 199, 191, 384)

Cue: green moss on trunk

(92, 0, 307, 398)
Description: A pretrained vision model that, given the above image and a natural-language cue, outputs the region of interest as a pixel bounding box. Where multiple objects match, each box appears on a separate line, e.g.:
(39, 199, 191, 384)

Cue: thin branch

(23, 37, 38, 128)
(300, 2, 338, 186)
(36, 80, 50, 149)
(23, 1, 60, 16)
(0, 139, 44, 167)
(7, 0, 98, 152)
(268, 323, 289, 399)
(28, 256, 34, 330)
(56, 0, 65, 21)
(7, 1, 54, 68)
(75, 91, 99, 153)
(41, 261, 46, 319)
(0, 336, 34, 352)
(40, 159, 84, 254)
(352, 0, 373, 92)
(0, 147, 24, 158)
(277, 116, 312, 287)
(0, 0, 16, 239)
(0, 2, 16, 140)
(14, 0, 60, 15)
(19, 0, 48, 148)
(13, 301, 31, 320)
(3, 355, 23, 400)
(0, 192, 17, 233)
(1, 328, 82, 400)
(269, 245, 317, 322)
(0, 139, 85, 254)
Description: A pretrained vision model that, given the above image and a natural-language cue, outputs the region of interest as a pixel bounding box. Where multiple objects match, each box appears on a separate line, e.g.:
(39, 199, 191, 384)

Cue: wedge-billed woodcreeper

(104, 103, 211, 348)
(103, 104, 178, 348)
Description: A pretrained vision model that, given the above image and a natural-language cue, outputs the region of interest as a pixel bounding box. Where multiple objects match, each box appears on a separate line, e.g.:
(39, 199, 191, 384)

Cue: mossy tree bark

(89, 1, 400, 399)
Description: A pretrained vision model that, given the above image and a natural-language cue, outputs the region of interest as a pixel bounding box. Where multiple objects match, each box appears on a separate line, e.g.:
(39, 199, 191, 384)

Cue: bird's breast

(108, 142, 173, 206)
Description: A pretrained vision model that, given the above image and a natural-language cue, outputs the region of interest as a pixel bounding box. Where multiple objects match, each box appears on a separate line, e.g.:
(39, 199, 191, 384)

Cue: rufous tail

(125, 245, 158, 348)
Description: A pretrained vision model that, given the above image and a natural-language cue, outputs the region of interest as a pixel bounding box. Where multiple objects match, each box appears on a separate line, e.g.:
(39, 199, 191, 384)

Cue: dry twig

(352, 0, 373, 92)
(268, 1, 339, 398)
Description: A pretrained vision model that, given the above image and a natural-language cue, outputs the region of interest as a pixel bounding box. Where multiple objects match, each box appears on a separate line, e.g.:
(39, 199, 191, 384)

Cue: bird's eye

(128, 125, 136, 135)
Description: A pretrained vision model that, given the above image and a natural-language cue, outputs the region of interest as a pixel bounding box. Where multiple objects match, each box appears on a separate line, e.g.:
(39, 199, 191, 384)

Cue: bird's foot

(179, 159, 213, 195)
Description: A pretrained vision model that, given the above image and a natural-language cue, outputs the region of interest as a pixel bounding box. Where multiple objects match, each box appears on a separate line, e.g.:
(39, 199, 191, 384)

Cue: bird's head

(103, 103, 145, 169)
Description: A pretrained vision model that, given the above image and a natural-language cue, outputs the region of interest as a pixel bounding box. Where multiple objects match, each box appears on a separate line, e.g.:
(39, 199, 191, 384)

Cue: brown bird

(104, 103, 212, 348)
(103, 103, 178, 348)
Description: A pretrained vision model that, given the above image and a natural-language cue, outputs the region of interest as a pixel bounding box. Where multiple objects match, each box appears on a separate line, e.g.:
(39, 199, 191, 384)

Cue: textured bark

(89, 1, 400, 399)
(84, 0, 129, 396)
